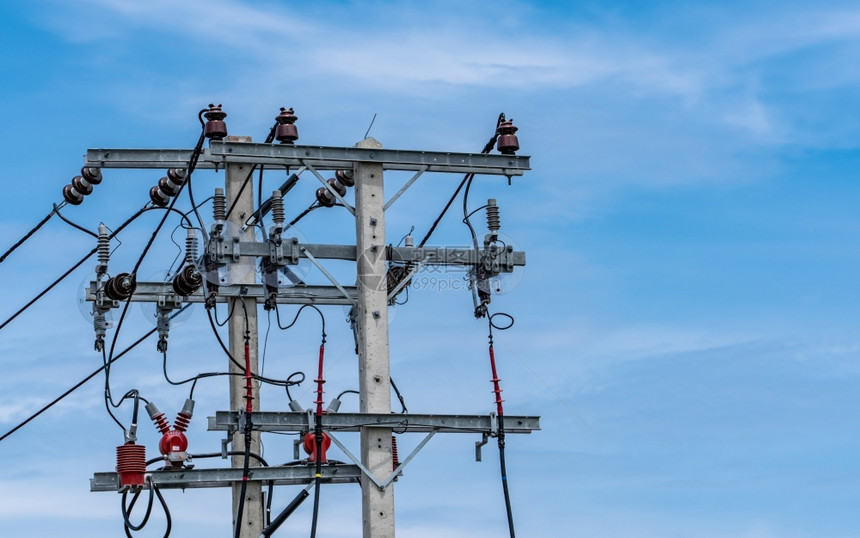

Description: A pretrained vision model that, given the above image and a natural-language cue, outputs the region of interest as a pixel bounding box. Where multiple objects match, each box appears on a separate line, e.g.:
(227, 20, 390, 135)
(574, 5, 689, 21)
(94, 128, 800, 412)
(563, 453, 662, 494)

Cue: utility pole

(225, 136, 264, 537)
(353, 137, 395, 537)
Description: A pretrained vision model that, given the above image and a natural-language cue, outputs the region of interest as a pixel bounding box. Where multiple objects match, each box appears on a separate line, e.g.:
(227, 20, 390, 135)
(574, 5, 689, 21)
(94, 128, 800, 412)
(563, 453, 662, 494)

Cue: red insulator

(391, 435, 399, 471)
(496, 118, 520, 155)
(151, 411, 170, 435)
(275, 107, 298, 144)
(203, 104, 228, 140)
(116, 443, 146, 490)
(174, 411, 191, 432)
(303, 431, 332, 463)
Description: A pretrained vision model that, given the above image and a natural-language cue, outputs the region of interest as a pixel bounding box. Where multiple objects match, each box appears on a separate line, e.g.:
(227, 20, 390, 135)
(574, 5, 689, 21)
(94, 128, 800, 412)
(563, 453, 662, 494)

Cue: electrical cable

(104, 115, 208, 424)
(0, 305, 187, 443)
(224, 122, 278, 221)
(0, 204, 152, 333)
(0, 207, 55, 265)
(233, 300, 255, 538)
(486, 311, 517, 538)
(52, 203, 99, 238)
(417, 113, 503, 249)
(122, 476, 171, 538)
(206, 308, 304, 388)
(310, 324, 327, 538)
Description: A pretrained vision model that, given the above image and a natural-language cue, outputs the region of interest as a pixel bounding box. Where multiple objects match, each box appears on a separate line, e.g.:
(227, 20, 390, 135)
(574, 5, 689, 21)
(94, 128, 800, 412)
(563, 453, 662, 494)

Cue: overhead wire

(0, 303, 189, 443)
(0, 208, 56, 264)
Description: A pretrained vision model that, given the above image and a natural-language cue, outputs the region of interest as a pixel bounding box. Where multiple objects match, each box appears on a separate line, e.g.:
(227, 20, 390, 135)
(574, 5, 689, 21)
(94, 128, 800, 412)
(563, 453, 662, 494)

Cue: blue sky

(1, 0, 860, 536)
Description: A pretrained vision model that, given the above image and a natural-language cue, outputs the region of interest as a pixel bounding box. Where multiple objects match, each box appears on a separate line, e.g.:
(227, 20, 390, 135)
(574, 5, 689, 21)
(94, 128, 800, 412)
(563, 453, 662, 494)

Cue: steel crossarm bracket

(325, 431, 436, 491)
(85, 149, 219, 169)
(302, 160, 356, 215)
(209, 412, 541, 434)
(85, 281, 358, 305)
(302, 248, 357, 306)
(384, 166, 427, 211)
(194, 242, 526, 270)
(206, 142, 530, 176)
(327, 433, 385, 489)
(90, 464, 362, 492)
(85, 145, 531, 176)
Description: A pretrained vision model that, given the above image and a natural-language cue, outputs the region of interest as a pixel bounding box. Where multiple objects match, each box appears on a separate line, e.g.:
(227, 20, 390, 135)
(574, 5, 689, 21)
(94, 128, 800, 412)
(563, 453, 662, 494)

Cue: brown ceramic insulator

(105, 273, 136, 301)
(71, 175, 94, 196)
(275, 107, 299, 144)
(172, 265, 202, 296)
(203, 104, 228, 140)
(316, 187, 335, 207)
(149, 185, 169, 207)
(496, 119, 520, 155)
(63, 184, 84, 205)
(335, 169, 354, 187)
(81, 167, 103, 185)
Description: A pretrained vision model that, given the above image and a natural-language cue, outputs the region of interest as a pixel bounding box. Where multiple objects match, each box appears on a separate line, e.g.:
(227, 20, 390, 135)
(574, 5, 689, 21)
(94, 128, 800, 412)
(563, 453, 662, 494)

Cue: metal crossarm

(90, 464, 362, 491)
(208, 412, 541, 434)
(85, 144, 530, 176)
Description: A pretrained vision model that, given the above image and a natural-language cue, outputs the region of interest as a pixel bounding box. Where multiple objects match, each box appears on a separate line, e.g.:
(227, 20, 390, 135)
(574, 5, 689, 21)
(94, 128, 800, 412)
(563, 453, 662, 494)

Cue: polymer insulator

(104, 272, 136, 301)
(213, 188, 227, 222)
(203, 104, 228, 140)
(486, 198, 501, 233)
(96, 223, 110, 276)
(270, 190, 285, 225)
(391, 435, 399, 471)
(146, 402, 170, 435)
(496, 118, 520, 155)
(275, 107, 299, 144)
(174, 399, 194, 432)
(185, 228, 198, 265)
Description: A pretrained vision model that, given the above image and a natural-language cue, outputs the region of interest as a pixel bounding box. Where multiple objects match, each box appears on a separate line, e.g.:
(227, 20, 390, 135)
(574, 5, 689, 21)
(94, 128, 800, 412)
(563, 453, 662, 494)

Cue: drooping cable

(224, 121, 278, 221)
(417, 113, 504, 248)
(122, 475, 171, 537)
(0, 305, 188, 444)
(53, 203, 99, 238)
(0, 204, 150, 333)
(487, 311, 516, 538)
(0, 208, 55, 265)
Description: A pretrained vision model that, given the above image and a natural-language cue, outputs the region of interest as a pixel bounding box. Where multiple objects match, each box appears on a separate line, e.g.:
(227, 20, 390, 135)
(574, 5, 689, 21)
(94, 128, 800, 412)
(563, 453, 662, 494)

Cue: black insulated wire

(487, 311, 517, 538)
(0, 208, 54, 265)
(0, 305, 188, 444)
(122, 476, 171, 538)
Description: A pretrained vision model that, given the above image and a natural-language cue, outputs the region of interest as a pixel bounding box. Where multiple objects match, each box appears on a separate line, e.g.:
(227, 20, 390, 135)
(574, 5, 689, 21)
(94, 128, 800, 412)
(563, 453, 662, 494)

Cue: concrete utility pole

(354, 137, 395, 538)
(225, 136, 264, 538)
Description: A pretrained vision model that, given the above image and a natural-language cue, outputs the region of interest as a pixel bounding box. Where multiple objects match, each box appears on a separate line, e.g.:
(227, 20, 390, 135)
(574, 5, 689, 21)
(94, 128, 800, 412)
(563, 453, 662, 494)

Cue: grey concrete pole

(225, 136, 264, 538)
(354, 137, 396, 538)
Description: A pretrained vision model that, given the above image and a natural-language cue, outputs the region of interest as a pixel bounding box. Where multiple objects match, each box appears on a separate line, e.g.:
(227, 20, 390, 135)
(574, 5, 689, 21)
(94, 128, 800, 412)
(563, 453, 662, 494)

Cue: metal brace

(302, 160, 356, 215)
(302, 248, 357, 306)
(475, 433, 489, 462)
(327, 431, 437, 491)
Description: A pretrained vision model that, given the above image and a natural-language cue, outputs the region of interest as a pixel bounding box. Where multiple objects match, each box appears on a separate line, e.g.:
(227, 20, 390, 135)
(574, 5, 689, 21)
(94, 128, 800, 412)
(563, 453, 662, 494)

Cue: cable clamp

(489, 412, 499, 438)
